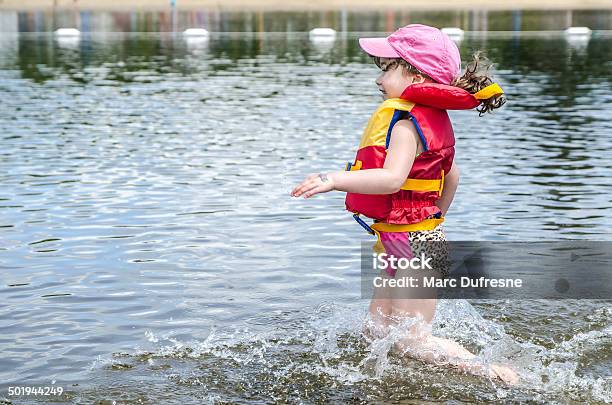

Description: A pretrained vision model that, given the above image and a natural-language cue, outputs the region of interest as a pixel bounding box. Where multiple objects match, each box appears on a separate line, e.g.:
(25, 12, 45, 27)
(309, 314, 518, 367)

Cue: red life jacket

(345, 83, 481, 226)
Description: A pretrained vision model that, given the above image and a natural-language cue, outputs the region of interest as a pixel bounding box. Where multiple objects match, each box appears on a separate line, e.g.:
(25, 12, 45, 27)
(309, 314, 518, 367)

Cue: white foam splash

(131, 299, 610, 402)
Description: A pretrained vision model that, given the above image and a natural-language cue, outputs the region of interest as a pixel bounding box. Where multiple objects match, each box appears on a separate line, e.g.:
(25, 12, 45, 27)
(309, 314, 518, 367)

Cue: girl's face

(375, 58, 423, 100)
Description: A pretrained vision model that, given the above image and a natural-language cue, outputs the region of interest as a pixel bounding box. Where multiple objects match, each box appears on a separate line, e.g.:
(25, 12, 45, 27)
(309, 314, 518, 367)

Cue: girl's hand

(290, 173, 335, 198)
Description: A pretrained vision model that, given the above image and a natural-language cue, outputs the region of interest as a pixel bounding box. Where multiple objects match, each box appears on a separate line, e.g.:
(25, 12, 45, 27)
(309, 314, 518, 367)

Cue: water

(1, 21, 611, 404)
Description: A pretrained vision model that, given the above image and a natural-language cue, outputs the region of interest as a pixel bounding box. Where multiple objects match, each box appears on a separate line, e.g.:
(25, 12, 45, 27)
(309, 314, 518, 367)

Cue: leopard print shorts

(377, 225, 450, 278)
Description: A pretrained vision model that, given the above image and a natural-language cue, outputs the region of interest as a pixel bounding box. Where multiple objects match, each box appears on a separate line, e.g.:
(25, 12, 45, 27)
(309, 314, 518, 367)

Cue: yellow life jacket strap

(370, 217, 445, 233)
(474, 83, 504, 100)
(346, 160, 445, 197)
(370, 217, 445, 253)
(400, 178, 440, 191)
(400, 169, 445, 197)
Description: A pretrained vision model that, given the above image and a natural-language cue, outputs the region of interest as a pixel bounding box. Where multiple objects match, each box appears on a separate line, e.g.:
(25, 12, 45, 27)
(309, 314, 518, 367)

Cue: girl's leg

(387, 228, 519, 384)
(373, 230, 424, 334)
(390, 296, 518, 384)
(363, 230, 405, 340)
(363, 270, 393, 340)
(394, 327, 518, 384)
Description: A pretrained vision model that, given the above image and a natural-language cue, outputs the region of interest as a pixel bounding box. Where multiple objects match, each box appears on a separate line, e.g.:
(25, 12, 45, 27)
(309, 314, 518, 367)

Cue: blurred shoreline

(2, 0, 612, 12)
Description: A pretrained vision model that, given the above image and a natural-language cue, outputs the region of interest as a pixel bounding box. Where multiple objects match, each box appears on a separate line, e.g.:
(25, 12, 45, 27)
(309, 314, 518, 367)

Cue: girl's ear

(411, 74, 426, 84)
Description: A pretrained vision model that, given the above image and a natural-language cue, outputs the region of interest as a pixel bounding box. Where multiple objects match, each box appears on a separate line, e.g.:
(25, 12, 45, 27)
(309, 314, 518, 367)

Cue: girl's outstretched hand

(291, 173, 335, 198)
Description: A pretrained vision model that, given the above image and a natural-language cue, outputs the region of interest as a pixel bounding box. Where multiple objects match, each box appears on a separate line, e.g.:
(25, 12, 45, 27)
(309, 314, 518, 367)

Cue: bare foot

(489, 363, 519, 385)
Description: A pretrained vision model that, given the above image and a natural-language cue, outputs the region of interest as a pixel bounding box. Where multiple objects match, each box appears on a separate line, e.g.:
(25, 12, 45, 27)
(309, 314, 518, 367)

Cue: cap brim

(358, 38, 400, 58)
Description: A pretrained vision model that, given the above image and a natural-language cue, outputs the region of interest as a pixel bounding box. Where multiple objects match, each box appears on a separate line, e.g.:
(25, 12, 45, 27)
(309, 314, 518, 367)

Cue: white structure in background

(309, 28, 336, 42)
(441, 27, 465, 43)
(564, 26, 592, 50)
(54, 28, 81, 37)
(183, 28, 210, 52)
(564, 26, 592, 37)
(183, 28, 209, 37)
(54, 28, 81, 48)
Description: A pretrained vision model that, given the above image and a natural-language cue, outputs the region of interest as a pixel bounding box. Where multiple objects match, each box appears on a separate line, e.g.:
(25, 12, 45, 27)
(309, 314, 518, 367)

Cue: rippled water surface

(1, 31, 611, 403)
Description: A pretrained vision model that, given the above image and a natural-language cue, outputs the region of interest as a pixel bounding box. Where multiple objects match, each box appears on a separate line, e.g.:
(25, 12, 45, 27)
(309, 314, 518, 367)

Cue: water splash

(110, 300, 611, 403)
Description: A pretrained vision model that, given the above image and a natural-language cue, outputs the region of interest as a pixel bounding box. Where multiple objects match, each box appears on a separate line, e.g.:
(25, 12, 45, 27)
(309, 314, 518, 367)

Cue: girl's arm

(291, 120, 420, 198)
(435, 161, 459, 216)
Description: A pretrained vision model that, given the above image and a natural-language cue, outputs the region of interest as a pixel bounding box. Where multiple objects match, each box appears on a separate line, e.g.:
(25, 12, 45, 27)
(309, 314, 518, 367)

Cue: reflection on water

(0, 25, 611, 404)
(2, 9, 612, 33)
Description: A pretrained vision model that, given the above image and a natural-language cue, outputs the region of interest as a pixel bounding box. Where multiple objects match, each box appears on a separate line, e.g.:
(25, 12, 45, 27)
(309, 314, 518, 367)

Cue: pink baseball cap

(359, 24, 461, 85)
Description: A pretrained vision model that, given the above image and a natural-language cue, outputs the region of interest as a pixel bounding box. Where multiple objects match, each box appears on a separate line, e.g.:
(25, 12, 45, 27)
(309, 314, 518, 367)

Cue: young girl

(291, 24, 516, 384)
